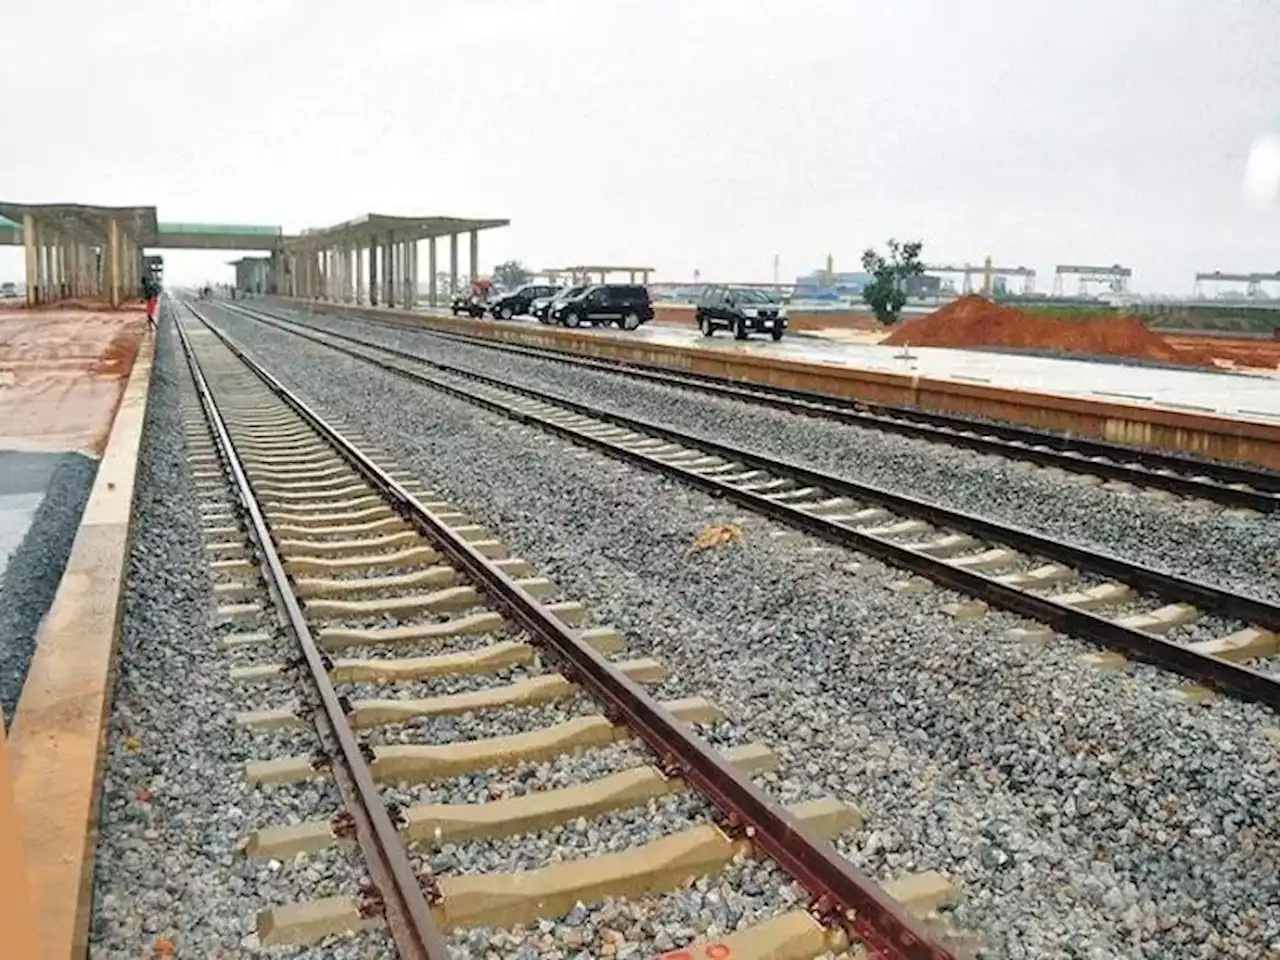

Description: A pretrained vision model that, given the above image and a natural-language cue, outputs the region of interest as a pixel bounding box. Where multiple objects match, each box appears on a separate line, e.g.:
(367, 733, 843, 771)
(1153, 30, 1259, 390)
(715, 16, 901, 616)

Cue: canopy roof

(0, 202, 158, 244)
(293, 213, 509, 246)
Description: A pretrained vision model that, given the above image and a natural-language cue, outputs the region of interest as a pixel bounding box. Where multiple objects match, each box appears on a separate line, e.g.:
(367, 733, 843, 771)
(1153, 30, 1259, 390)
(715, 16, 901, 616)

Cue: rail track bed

(221, 304, 1280, 708)
(88, 308, 968, 959)
(240, 304, 1280, 605)
(269, 304, 1280, 512)
(175, 301, 1280, 958)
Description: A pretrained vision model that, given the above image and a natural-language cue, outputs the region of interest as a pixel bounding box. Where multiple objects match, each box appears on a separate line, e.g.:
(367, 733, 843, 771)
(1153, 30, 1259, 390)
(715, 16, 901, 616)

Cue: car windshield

(727, 287, 775, 303)
(556, 286, 586, 300)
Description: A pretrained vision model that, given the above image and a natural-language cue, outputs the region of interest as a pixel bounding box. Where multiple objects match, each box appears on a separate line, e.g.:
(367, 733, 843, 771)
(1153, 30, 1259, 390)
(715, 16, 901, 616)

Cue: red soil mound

(884, 295, 1201, 364)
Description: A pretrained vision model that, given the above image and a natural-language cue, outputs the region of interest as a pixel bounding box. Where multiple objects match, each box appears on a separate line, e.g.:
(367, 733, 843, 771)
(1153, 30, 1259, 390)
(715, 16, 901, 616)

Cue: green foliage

(492, 260, 532, 290)
(860, 239, 924, 325)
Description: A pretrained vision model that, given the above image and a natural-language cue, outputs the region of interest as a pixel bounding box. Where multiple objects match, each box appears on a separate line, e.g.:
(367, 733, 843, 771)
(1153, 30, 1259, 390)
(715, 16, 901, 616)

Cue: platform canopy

(0, 202, 158, 245)
(541, 264, 655, 285)
(293, 212, 510, 246)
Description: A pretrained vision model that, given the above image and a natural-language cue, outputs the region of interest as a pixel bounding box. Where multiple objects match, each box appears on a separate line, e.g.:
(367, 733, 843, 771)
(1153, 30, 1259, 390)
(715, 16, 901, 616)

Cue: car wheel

(499, 304, 513, 320)
(564, 310, 581, 328)
(734, 316, 748, 340)
(770, 325, 784, 342)
(621, 311, 642, 331)
(699, 313, 714, 337)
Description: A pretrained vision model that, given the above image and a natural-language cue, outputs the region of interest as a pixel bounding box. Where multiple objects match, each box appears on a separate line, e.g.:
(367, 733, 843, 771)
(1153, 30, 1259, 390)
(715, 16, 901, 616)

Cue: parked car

(451, 292, 486, 317)
(488, 283, 559, 320)
(532, 285, 586, 323)
(0, 281, 17, 299)
(551, 284, 654, 330)
(696, 286, 787, 340)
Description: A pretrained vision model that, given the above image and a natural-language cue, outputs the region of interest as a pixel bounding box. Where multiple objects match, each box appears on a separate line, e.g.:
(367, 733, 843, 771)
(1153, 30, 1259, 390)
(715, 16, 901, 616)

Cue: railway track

(256, 302, 1280, 513)
(176, 306, 963, 959)
(216, 302, 1280, 713)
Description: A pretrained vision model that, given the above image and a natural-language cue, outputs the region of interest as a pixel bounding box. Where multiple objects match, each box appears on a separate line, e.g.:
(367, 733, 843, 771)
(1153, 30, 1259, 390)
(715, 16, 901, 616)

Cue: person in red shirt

(142, 274, 160, 329)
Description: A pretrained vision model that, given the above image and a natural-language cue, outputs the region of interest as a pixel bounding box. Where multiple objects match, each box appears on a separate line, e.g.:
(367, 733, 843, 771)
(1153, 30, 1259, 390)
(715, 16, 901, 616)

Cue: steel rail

(269, 302, 1280, 507)
(188, 304, 958, 960)
(174, 311, 452, 960)
(224, 304, 1280, 710)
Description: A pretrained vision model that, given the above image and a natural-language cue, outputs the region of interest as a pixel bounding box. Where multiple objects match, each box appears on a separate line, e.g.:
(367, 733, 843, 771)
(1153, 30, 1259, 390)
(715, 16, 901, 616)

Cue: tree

(493, 260, 532, 290)
(861, 239, 924, 325)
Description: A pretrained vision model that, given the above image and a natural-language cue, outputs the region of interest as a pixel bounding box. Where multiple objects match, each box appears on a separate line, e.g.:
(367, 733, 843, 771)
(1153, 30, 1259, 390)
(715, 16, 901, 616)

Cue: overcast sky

(2, 0, 1278, 292)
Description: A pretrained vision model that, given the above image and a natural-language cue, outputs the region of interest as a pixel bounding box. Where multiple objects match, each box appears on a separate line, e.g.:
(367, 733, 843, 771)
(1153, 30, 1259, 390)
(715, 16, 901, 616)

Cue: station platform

(501, 314, 1280, 425)
(0, 308, 148, 719)
(0, 308, 149, 454)
(287, 297, 1279, 469)
(2, 306, 152, 959)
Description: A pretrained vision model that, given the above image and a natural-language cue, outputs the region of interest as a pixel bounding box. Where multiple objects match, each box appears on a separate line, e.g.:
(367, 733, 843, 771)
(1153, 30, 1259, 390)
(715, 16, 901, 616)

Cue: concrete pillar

(108, 219, 121, 309)
(391, 237, 399, 306)
(48, 236, 59, 301)
(469, 230, 478, 284)
(407, 240, 418, 307)
(428, 237, 438, 307)
(357, 246, 366, 304)
(399, 241, 407, 306)
(385, 236, 396, 307)
(122, 240, 134, 302)
(368, 243, 379, 306)
(449, 233, 458, 298)
(22, 215, 36, 307)
(33, 229, 46, 305)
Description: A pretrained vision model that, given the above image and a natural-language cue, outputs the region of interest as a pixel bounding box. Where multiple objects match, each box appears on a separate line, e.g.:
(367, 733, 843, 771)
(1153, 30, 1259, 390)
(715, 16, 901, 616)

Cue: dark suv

(551, 284, 654, 330)
(533, 285, 586, 323)
(489, 284, 559, 320)
(696, 286, 787, 340)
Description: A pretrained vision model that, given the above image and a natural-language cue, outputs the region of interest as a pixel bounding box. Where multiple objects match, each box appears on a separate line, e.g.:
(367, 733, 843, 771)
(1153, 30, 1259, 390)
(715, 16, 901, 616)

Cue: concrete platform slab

(317, 300, 1280, 467)
(5, 330, 153, 960)
(0, 309, 148, 456)
(497, 313, 1280, 423)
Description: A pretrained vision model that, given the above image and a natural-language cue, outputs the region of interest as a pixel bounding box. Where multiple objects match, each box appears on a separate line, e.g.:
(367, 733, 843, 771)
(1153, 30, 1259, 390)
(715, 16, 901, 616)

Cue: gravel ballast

(0, 450, 97, 721)
(273, 305, 1280, 605)
(204, 304, 1280, 959)
(89, 316, 391, 959)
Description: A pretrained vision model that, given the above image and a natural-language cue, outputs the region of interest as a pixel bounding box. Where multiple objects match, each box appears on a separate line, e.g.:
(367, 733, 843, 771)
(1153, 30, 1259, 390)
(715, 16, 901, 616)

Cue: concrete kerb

(5, 332, 155, 960)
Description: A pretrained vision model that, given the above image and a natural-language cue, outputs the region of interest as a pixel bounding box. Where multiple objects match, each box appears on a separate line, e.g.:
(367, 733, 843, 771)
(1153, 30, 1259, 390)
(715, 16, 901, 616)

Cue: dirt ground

(1165, 335, 1280, 372)
(0, 309, 148, 456)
